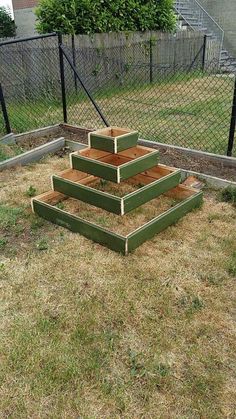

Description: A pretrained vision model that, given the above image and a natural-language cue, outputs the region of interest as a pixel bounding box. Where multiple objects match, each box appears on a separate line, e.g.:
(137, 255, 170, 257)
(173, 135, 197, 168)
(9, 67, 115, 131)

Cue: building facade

(12, 0, 39, 37)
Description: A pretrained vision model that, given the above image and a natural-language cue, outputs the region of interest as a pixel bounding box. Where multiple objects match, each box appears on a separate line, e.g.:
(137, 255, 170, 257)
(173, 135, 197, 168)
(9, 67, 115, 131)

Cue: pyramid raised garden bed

(32, 127, 203, 254)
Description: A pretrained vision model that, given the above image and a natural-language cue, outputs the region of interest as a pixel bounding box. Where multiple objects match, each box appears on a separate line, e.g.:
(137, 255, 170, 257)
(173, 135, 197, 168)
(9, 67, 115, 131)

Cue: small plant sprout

(36, 239, 48, 251)
(26, 185, 37, 197)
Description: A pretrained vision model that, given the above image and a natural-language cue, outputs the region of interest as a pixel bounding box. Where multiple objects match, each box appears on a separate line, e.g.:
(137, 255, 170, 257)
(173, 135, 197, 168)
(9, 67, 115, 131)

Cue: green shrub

(0, 7, 16, 38)
(36, 0, 176, 35)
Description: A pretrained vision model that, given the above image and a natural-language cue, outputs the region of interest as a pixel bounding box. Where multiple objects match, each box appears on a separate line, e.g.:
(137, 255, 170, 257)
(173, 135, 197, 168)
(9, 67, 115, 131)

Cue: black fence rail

(0, 32, 236, 156)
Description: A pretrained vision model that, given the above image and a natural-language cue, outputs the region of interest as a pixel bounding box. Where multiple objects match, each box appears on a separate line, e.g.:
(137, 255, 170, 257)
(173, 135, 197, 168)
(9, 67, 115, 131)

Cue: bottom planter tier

(32, 185, 203, 255)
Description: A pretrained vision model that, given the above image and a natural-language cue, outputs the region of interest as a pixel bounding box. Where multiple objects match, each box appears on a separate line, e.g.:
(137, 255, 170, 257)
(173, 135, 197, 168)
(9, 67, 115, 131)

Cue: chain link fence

(0, 34, 62, 134)
(0, 32, 235, 156)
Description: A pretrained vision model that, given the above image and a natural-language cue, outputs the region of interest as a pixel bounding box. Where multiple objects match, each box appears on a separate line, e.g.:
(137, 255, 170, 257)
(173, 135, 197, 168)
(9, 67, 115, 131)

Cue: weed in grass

(30, 217, 45, 231)
(0, 147, 10, 162)
(191, 296, 204, 311)
(36, 239, 48, 251)
(227, 251, 236, 276)
(0, 205, 24, 229)
(100, 179, 108, 187)
(0, 238, 7, 249)
(207, 213, 223, 223)
(26, 185, 37, 197)
(220, 186, 236, 206)
(13, 225, 24, 237)
(199, 272, 226, 286)
(154, 363, 170, 378)
(94, 216, 111, 227)
(129, 350, 146, 378)
(179, 294, 204, 314)
(56, 202, 65, 210)
(0, 262, 5, 271)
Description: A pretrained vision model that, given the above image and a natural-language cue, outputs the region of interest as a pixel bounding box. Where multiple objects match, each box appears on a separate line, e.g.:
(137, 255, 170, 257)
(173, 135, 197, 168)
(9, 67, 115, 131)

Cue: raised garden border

(52, 164, 181, 215)
(70, 146, 159, 183)
(0, 138, 65, 171)
(32, 185, 203, 255)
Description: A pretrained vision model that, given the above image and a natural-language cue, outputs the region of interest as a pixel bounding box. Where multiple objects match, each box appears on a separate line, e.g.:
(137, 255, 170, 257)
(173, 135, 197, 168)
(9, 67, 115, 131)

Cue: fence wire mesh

(0, 32, 235, 156)
(62, 34, 235, 155)
(0, 34, 62, 135)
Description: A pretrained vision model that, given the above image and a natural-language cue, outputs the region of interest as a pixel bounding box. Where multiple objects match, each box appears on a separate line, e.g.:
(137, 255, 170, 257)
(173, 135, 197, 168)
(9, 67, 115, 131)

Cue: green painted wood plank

(89, 131, 138, 153)
(52, 176, 121, 214)
(71, 154, 118, 182)
(120, 151, 159, 181)
(89, 135, 114, 153)
(32, 199, 126, 254)
(116, 132, 139, 152)
(127, 192, 203, 253)
(124, 171, 182, 213)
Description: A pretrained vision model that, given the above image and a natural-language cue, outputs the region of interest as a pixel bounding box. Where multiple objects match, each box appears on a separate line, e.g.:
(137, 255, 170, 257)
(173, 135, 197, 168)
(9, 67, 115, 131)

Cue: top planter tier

(88, 127, 139, 153)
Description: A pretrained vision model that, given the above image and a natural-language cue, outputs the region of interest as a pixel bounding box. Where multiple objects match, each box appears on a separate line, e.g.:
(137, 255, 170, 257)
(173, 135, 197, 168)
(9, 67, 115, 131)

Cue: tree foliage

(36, 0, 176, 34)
(0, 7, 16, 38)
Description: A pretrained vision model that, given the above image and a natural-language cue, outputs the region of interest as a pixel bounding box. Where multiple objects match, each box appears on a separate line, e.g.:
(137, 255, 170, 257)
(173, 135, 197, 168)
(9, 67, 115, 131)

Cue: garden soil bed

(159, 148, 236, 182)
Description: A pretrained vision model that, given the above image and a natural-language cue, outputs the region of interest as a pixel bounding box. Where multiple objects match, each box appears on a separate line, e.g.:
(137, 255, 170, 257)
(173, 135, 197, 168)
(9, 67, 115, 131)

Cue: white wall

(14, 7, 37, 37)
(0, 0, 13, 17)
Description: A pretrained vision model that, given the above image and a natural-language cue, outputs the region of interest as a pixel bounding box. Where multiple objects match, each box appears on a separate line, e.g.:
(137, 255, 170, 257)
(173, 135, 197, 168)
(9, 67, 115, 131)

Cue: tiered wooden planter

(32, 127, 203, 254)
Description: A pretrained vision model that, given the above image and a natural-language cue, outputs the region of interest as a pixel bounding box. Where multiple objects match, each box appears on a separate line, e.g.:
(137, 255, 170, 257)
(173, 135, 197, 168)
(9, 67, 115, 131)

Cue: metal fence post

(202, 34, 207, 72)
(71, 34, 78, 92)
(0, 83, 11, 134)
(149, 39, 153, 84)
(58, 33, 67, 123)
(227, 76, 236, 156)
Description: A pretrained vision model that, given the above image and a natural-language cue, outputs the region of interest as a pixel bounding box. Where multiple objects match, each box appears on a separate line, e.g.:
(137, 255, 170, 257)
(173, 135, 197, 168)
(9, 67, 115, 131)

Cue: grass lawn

(0, 73, 234, 156)
(0, 156, 236, 417)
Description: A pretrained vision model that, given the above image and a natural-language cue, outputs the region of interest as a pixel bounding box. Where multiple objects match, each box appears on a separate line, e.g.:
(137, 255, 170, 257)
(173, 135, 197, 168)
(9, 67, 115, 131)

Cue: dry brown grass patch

(0, 157, 236, 418)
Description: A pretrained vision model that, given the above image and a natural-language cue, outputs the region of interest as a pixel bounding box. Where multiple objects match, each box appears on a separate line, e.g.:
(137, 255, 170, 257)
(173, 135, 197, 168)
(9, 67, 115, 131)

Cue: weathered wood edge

(138, 139, 236, 169)
(32, 199, 127, 254)
(127, 191, 203, 253)
(15, 124, 60, 142)
(0, 133, 16, 145)
(65, 140, 87, 151)
(0, 137, 65, 171)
